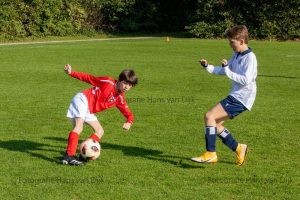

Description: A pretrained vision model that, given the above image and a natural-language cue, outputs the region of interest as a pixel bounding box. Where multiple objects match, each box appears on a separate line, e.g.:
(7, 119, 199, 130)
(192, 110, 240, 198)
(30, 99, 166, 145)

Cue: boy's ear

(240, 39, 245, 45)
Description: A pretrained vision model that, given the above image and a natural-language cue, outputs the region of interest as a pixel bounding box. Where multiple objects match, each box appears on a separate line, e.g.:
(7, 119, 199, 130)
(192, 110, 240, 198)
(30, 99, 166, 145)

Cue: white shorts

(66, 92, 98, 122)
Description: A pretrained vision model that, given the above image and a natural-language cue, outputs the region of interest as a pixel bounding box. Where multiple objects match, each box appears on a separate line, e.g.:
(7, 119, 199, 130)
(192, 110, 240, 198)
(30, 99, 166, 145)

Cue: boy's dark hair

(226, 25, 249, 44)
(118, 69, 138, 86)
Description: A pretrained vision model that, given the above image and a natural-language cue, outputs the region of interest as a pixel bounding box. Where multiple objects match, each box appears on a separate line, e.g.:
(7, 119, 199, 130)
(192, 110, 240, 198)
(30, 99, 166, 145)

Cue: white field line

(0, 37, 157, 46)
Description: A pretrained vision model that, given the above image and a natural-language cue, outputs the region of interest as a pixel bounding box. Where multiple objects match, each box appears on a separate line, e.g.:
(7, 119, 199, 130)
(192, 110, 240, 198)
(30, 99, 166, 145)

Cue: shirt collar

(236, 48, 252, 58)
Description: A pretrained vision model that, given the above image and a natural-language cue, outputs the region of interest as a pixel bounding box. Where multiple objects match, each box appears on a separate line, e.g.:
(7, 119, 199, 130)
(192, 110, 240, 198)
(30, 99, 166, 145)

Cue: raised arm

(200, 59, 225, 75)
(199, 56, 234, 75)
(64, 64, 101, 86)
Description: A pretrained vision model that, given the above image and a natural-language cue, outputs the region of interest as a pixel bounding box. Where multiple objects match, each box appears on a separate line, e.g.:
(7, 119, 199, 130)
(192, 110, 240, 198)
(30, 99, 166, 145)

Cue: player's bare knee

(204, 111, 212, 122)
(95, 129, 104, 138)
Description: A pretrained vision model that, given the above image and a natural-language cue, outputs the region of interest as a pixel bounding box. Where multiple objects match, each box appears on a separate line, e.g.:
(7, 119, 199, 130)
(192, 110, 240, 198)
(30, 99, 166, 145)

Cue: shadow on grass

(45, 136, 203, 169)
(0, 139, 64, 163)
(101, 142, 203, 169)
(0, 137, 206, 168)
(258, 74, 300, 79)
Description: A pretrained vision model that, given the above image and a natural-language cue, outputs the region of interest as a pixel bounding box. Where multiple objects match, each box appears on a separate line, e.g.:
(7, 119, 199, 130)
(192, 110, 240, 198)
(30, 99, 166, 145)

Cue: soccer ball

(79, 139, 101, 160)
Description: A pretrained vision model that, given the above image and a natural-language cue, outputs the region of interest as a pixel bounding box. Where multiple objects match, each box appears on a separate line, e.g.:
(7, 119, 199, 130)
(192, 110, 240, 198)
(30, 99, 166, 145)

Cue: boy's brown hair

(118, 69, 138, 86)
(226, 25, 249, 44)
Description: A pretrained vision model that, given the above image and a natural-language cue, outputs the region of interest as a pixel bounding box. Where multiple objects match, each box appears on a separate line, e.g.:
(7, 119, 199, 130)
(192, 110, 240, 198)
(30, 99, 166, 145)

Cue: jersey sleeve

(70, 71, 107, 86)
(116, 95, 134, 124)
(224, 53, 257, 85)
(205, 54, 235, 75)
(206, 65, 225, 75)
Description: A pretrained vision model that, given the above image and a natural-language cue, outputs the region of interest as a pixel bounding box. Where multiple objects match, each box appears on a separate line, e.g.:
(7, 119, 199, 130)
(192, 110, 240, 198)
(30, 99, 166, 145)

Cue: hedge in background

(186, 0, 300, 40)
(0, 0, 299, 40)
(0, 0, 89, 38)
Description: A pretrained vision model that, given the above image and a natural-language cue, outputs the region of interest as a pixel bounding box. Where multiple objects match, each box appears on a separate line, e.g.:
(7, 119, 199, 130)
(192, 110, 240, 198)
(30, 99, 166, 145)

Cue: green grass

(0, 38, 299, 199)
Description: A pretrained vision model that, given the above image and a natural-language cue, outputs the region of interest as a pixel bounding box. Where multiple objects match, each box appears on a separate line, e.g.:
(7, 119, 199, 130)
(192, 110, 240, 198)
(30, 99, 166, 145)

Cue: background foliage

(0, 0, 299, 39)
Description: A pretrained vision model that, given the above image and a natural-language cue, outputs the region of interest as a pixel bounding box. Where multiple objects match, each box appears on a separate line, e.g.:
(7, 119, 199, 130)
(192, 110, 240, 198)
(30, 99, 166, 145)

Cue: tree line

(0, 0, 299, 40)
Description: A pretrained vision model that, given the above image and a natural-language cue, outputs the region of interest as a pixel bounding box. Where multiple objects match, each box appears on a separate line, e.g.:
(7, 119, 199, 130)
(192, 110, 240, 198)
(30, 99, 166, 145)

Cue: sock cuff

(89, 133, 100, 142)
(69, 131, 79, 139)
(205, 126, 216, 135)
(219, 128, 230, 138)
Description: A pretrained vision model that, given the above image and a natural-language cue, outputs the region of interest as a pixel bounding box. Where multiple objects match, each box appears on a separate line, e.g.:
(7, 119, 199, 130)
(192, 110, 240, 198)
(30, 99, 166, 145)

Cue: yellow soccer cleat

(191, 151, 218, 163)
(236, 144, 248, 166)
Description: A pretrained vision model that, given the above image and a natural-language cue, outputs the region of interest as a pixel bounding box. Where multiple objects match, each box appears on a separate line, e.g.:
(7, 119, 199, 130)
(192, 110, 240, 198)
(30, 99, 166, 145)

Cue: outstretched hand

(123, 122, 132, 131)
(221, 59, 228, 67)
(64, 64, 72, 74)
(199, 59, 208, 68)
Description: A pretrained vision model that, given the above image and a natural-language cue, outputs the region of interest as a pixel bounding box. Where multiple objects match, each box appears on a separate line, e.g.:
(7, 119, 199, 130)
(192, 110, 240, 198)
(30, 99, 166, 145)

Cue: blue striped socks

(205, 126, 217, 152)
(218, 128, 238, 151)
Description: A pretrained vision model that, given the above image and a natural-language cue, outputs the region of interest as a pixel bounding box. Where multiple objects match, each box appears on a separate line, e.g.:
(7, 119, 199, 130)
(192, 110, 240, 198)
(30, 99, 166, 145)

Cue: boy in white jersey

(191, 25, 257, 166)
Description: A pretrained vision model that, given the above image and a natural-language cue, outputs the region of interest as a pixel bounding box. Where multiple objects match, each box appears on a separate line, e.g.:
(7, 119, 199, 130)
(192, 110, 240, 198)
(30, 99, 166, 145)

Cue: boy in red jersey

(62, 64, 138, 166)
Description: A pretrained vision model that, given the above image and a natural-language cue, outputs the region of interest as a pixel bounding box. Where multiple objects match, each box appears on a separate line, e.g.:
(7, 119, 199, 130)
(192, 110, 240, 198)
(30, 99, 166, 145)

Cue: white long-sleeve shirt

(206, 48, 257, 110)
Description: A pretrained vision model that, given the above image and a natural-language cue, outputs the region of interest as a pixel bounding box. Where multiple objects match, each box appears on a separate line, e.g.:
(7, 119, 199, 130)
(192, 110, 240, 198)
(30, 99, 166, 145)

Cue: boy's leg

(204, 103, 229, 152)
(62, 117, 84, 166)
(217, 119, 247, 166)
(66, 118, 84, 156)
(216, 122, 238, 152)
(192, 103, 228, 163)
(205, 103, 229, 127)
(85, 121, 104, 142)
(77, 120, 103, 162)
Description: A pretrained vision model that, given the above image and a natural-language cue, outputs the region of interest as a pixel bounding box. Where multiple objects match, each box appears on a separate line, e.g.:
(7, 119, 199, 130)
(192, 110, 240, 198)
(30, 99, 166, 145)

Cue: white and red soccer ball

(79, 139, 101, 160)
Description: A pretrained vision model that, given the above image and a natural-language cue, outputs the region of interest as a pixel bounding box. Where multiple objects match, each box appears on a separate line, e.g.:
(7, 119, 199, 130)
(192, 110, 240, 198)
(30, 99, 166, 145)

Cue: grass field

(0, 37, 299, 199)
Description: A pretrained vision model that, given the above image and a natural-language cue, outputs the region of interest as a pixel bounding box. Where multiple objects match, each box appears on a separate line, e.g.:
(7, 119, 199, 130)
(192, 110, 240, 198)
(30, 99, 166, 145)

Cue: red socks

(66, 132, 101, 156)
(89, 133, 101, 142)
(66, 131, 79, 156)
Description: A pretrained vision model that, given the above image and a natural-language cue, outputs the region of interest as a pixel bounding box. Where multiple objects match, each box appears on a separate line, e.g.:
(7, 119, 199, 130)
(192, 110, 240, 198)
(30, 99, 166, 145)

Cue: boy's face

(117, 81, 132, 93)
(228, 39, 244, 52)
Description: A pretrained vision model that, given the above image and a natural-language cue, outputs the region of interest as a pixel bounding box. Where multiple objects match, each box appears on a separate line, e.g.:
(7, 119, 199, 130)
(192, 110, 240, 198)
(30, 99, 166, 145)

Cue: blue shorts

(220, 96, 247, 119)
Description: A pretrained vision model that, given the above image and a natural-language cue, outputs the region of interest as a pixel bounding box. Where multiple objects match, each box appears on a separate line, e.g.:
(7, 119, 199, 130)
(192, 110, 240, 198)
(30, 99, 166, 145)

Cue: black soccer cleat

(78, 154, 89, 163)
(62, 154, 84, 166)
